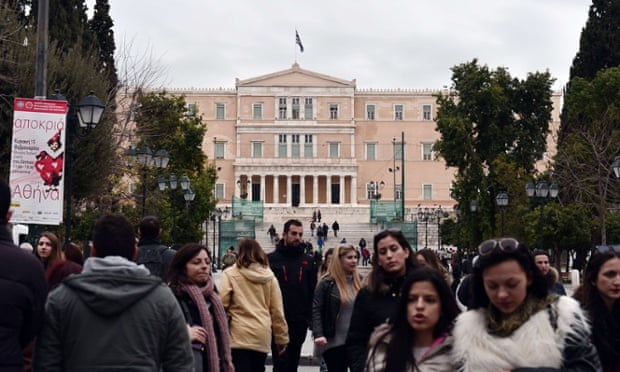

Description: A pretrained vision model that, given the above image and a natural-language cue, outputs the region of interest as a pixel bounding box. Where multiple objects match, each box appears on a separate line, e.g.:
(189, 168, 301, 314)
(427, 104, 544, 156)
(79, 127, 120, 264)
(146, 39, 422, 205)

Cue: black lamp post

(368, 180, 385, 200)
(417, 207, 432, 248)
(454, 204, 461, 254)
(526, 182, 559, 249)
(389, 137, 401, 220)
(237, 179, 251, 200)
(125, 146, 169, 217)
(49, 90, 105, 242)
(158, 173, 191, 244)
(470, 200, 477, 253)
(434, 206, 448, 250)
(211, 208, 223, 268)
(495, 192, 509, 236)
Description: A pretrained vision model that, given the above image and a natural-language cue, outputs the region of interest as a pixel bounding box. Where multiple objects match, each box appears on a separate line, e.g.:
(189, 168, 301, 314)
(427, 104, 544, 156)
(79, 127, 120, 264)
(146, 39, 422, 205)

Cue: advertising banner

(9, 98, 68, 225)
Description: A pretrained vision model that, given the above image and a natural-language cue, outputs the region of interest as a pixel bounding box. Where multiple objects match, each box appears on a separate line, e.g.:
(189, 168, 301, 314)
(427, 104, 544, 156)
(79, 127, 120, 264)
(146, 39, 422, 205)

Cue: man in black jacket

(268, 219, 317, 372)
(0, 180, 47, 371)
(136, 215, 176, 281)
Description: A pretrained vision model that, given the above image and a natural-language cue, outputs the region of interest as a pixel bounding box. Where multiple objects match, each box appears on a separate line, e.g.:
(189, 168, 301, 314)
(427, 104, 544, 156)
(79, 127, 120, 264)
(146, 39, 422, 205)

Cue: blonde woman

(219, 238, 289, 372)
(312, 243, 363, 372)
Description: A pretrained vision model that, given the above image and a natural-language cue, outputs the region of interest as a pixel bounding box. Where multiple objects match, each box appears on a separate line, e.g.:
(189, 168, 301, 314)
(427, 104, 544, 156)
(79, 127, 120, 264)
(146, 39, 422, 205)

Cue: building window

(422, 143, 433, 160)
(278, 134, 287, 157)
(291, 134, 300, 158)
(366, 143, 376, 160)
(329, 142, 340, 158)
(252, 142, 262, 158)
(329, 104, 338, 120)
(394, 141, 403, 161)
(395, 184, 402, 200)
(423, 184, 432, 200)
(253, 103, 263, 120)
(215, 142, 225, 159)
(186, 103, 197, 118)
(216, 103, 225, 120)
(423, 104, 432, 120)
(278, 98, 287, 120)
(394, 104, 403, 120)
(367, 104, 375, 120)
(304, 134, 313, 157)
(304, 98, 313, 119)
(292, 98, 300, 120)
(215, 183, 224, 200)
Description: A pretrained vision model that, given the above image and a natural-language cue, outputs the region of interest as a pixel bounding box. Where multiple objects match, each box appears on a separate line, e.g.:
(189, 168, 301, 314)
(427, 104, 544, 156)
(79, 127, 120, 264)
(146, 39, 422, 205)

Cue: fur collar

(452, 296, 589, 371)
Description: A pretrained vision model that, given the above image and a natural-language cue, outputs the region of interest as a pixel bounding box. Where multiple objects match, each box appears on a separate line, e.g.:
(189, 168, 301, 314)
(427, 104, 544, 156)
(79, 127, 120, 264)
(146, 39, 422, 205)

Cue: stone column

(339, 175, 345, 204)
(326, 175, 332, 205)
(300, 175, 305, 205)
(313, 176, 319, 204)
(274, 175, 279, 204)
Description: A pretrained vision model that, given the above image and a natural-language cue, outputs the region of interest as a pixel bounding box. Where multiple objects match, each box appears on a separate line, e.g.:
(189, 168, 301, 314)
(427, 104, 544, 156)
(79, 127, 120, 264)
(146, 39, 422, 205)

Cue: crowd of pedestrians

(2, 176, 619, 371)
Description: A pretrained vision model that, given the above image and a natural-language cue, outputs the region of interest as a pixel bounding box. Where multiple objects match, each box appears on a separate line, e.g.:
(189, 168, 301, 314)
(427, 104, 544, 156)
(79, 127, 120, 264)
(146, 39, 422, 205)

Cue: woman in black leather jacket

(312, 243, 362, 372)
(345, 228, 419, 372)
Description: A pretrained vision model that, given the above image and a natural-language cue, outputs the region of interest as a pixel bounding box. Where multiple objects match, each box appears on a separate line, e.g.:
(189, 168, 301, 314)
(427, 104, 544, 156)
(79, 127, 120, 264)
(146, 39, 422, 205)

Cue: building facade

(161, 63, 561, 223)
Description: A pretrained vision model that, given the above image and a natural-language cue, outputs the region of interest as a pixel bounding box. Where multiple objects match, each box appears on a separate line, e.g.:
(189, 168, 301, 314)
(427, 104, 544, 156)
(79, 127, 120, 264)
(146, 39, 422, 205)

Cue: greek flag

(296, 30, 304, 53)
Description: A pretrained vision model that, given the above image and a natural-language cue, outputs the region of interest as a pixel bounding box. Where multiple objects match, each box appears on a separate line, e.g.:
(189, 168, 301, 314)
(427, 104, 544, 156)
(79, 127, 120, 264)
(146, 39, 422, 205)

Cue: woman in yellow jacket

(219, 238, 289, 372)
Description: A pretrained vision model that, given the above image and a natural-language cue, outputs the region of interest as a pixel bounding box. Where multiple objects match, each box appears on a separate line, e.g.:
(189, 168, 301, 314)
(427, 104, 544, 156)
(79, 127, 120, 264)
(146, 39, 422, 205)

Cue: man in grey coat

(33, 214, 193, 371)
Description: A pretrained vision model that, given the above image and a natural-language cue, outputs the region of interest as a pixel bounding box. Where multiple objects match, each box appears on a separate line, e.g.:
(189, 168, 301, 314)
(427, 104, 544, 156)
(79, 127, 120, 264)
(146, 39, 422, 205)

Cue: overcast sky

(92, 0, 592, 90)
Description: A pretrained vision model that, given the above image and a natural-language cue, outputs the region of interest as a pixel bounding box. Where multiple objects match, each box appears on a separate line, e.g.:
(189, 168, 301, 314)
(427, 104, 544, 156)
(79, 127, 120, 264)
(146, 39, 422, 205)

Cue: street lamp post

(158, 173, 191, 245)
(470, 200, 477, 253)
(526, 182, 559, 249)
(211, 208, 223, 268)
(434, 206, 448, 250)
(495, 192, 509, 236)
(368, 180, 385, 200)
(49, 90, 105, 242)
(417, 207, 432, 248)
(237, 179, 251, 200)
(125, 146, 169, 217)
(454, 204, 461, 254)
(389, 137, 401, 220)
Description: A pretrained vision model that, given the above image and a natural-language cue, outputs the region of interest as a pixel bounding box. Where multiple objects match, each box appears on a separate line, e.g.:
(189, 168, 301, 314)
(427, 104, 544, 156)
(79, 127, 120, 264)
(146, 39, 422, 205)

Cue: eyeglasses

(594, 245, 620, 254)
(478, 238, 520, 256)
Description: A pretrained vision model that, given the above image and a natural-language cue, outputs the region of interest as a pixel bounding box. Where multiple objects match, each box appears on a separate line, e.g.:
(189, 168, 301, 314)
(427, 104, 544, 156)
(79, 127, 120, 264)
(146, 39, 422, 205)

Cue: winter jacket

(365, 323, 456, 372)
(33, 256, 193, 371)
(136, 238, 176, 282)
(219, 263, 289, 353)
(268, 241, 317, 324)
(0, 225, 47, 372)
(452, 295, 601, 372)
(312, 274, 362, 341)
(346, 274, 407, 372)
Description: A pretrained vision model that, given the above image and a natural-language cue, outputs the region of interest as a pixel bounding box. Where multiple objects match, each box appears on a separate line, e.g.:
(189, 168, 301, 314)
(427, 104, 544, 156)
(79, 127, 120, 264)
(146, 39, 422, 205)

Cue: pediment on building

(236, 63, 356, 88)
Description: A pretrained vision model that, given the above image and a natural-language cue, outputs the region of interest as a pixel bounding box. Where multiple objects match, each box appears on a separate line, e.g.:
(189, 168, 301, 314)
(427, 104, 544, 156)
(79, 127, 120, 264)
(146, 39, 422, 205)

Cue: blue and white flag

(295, 30, 304, 53)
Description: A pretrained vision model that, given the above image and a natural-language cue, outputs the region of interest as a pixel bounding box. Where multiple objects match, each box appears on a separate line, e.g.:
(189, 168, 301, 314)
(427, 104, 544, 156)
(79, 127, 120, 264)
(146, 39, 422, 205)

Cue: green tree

(129, 92, 215, 245)
(434, 59, 554, 243)
(554, 67, 620, 245)
(88, 0, 117, 93)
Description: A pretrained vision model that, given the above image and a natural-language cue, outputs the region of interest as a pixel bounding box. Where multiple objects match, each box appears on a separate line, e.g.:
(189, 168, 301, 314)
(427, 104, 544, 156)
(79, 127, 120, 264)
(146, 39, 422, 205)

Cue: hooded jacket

(33, 256, 193, 372)
(0, 225, 47, 372)
(219, 263, 289, 353)
(268, 240, 317, 324)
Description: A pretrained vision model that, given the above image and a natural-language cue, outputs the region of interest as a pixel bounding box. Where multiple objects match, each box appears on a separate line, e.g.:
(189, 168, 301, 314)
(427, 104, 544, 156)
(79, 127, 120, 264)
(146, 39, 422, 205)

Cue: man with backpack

(135, 215, 176, 282)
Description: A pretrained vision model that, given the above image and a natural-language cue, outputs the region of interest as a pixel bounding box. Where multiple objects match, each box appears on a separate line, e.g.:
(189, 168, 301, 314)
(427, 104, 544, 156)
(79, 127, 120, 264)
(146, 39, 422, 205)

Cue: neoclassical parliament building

(141, 63, 562, 223)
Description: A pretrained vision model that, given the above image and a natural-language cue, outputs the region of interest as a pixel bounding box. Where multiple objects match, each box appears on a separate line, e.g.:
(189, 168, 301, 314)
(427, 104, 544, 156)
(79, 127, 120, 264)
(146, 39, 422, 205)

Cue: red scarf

(182, 279, 234, 372)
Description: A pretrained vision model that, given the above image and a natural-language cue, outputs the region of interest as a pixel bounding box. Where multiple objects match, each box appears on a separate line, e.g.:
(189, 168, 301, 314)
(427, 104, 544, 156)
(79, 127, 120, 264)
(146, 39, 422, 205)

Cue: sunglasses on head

(478, 238, 520, 256)
(594, 245, 620, 254)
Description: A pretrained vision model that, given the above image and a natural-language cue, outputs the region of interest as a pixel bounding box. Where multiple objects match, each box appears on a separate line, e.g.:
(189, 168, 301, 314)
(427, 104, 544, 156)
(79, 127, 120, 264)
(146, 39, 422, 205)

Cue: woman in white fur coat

(452, 238, 601, 372)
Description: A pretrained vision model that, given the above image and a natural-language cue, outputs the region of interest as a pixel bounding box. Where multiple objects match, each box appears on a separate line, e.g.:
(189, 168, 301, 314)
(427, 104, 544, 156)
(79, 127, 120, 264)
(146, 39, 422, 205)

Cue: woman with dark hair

(218, 239, 288, 372)
(452, 238, 601, 371)
(36, 231, 63, 271)
(313, 243, 363, 372)
(346, 228, 419, 372)
(416, 248, 452, 285)
(366, 267, 459, 372)
(168, 243, 234, 372)
(574, 245, 620, 372)
(319, 247, 335, 278)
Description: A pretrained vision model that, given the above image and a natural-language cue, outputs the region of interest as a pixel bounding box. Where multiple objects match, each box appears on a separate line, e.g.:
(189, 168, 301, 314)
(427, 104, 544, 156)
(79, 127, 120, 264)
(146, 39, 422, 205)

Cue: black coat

(0, 226, 47, 371)
(268, 241, 317, 324)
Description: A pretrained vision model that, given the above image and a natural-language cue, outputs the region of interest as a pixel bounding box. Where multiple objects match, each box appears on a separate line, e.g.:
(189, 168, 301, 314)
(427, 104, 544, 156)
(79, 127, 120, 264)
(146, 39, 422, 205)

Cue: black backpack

(135, 245, 168, 281)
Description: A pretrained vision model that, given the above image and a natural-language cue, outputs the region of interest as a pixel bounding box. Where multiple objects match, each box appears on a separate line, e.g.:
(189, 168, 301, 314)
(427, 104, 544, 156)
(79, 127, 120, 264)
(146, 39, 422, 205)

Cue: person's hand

(314, 337, 328, 346)
(187, 325, 207, 344)
(277, 344, 287, 355)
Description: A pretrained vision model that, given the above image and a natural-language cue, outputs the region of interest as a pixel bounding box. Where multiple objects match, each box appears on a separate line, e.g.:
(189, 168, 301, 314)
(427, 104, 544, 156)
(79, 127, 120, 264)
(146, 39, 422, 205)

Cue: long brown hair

(38, 231, 63, 268)
(236, 238, 269, 268)
(167, 243, 212, 294)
